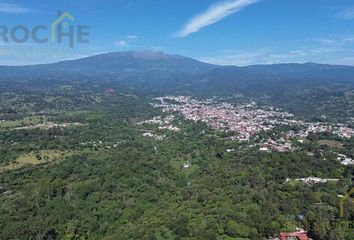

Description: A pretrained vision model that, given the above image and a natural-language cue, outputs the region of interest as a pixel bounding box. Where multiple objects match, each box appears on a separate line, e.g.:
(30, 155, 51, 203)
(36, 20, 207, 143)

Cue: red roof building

(105, 88, 116, 94)
(280, 229, 309, 240)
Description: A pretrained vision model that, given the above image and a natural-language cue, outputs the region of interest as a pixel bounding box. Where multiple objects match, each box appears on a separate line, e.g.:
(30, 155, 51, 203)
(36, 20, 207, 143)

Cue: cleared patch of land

(318, 140, 344, 149)
(0, 150, 74, 172)
(0, 116, 46, 128)
(12, 122, 84, 130)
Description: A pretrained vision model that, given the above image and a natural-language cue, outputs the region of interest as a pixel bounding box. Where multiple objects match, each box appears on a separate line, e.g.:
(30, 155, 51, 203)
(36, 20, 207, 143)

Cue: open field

(318, 140, 344, 149)
(0, 116, 46, 128)
(12, 122, 85, 130)
(0, 150, 74, 172)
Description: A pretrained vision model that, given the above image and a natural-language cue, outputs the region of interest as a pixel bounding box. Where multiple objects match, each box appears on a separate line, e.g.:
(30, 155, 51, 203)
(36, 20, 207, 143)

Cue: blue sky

(0, 0, 354, 66)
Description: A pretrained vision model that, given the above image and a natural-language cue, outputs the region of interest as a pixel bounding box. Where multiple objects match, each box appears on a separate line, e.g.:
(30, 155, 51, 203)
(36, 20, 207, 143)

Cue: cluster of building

(138, 115, 181, 132)
(153, 96, 354, 149)
(153, 96, 295, 141)
(158, 125, 181, 132)
(13, 122, 84, 130)
(301, 123, 354, 139)
(260, 138, 294, 153)
(142, 132, 165, 141)
(282, 122, 354, 140)
(270, 228, 311, 240)
(278, 229, 310, 240)
(285, 177, 340, 185)
(79, 140, 127, 149)
(138, 115, 174, 125)
(336, 154, 354, 166)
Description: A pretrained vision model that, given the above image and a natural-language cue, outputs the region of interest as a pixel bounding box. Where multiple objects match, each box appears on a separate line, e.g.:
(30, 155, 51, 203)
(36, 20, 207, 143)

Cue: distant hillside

(0, 51, 214, 79)
(1, 51, 354, 95)
(189, 62, 354, 95)
(1, 51, 354, 120)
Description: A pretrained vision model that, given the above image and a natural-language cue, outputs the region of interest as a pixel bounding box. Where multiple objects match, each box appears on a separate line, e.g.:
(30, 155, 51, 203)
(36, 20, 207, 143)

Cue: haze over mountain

(0, 51, 214, 76)
(1, 51, 354, 95)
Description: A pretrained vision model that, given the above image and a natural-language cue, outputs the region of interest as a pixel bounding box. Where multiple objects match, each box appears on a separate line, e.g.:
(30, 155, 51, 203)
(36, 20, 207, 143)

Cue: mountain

(1, 50, 354, 120)
(190, 62, 354, 95)
(1, 51, 354, 95)
(0, 51, 214, 77)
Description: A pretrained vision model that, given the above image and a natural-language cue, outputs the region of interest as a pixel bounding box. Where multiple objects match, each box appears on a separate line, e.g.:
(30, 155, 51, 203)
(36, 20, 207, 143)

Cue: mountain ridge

(1, 50, 354, 68)
(1, 51, 354, 96)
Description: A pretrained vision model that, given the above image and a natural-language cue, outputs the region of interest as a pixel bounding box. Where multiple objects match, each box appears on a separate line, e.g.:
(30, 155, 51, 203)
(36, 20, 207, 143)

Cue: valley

(1, 0, 354, 239)
(0, 78, 353, 239)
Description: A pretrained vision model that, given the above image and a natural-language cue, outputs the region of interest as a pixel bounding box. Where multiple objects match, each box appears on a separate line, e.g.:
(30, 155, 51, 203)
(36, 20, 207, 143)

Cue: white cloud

(176, 0, 260, 37)
(126, 35, 138, 40)
(338, 8, 354, 20)
(200, 46, 354, 66)
(312, 38, 337, 45)
(115, 35, 139, 47)
(0, 3, 32, 14)
(150, 46, 165, 51)
(115, 40, 128, 47)
(312, 35, 354, 45)
(200, 48, 272, 66)
(343, 37, 354, 42)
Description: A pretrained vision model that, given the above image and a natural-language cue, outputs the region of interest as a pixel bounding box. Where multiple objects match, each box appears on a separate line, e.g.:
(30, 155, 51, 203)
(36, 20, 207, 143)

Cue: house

(260, 147, 270, 152)
(280, 229, 309, 240)
(105, 88, 116, 94)
(294, 177, 339, 184)
(183, 163, 191, 168)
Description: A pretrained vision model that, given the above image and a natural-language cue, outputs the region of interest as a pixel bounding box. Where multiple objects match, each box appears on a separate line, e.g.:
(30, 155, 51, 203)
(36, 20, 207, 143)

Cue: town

(153, 96, 354, 141)
(150, 96, 354, 165)
(153, 96, 296, 141)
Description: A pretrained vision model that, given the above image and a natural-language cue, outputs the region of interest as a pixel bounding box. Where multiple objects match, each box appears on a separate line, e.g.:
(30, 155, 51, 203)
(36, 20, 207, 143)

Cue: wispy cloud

(201, 48, 272, 66)
(312, 38, 338, 45)
(337, 8, 354, 20)
(200, 45, 354, 66)
(115, 35, 139, 47)
(115, 40, 128, 47)
(312, 35, 354, 45)
(176, 0, 260, 37)
(0, 3, 32, 14)
(126, 35, 138, 40)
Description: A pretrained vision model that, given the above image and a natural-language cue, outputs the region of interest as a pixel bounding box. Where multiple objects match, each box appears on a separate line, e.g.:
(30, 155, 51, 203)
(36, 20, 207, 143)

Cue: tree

(226, 221, 253, 238)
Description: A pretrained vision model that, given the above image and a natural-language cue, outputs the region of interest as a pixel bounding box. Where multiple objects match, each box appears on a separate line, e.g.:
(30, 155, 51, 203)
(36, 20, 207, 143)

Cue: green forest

(0, 84, 353, 240)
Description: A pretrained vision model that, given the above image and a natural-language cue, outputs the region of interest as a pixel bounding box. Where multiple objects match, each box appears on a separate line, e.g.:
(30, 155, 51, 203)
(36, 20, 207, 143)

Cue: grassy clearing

(0, 150, 74, 172)
(170, 159, 198, 178)
(0, 116, 47, 128)
(12, 122, 85, 131)
(318, 140, 344, 149)
(43, 96, 58, 103)
(59, 85, 73, 90)
(43, 96, 73, 104)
